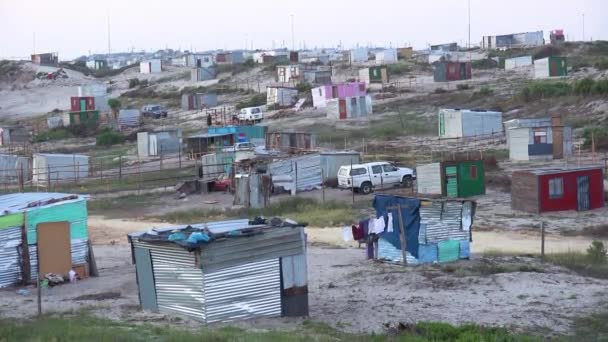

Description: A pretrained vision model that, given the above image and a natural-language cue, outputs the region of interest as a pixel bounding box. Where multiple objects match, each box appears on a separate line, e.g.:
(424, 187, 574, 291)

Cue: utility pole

(33, 32, 36, 54)
(291, 14, 295, 51)
(582, 13, 585, 41)
(107, 11, 111, 57)
(467, 0, 471, 48)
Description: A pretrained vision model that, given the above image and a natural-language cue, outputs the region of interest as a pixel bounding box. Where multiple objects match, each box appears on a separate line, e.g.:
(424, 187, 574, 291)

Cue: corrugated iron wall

(203, 258, 281, 323)
(377, 238, 419, 264)
(0, 227, 23, 288)
(28, 239, 90, 281)
(268, 154, 321, 192)
(25, 199, 88, 244)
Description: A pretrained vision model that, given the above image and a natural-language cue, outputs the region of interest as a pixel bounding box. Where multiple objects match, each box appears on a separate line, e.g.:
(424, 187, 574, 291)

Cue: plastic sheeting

(377, 238, 418, 264)
(373, 195, 420, 258)
(459, 240, 470, 259)
(438, 240, 460, 263)
(418, 244, 438, 264)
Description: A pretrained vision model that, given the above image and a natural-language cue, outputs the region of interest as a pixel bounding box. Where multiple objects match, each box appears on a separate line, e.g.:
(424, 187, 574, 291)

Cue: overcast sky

(1, 0, 606, 59)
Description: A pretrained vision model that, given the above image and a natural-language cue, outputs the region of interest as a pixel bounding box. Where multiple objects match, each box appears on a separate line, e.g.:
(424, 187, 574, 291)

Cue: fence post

(19, 163, 24, 192)
(178, 148, 182, 169)
(99, 160, 103, 184)
(47, 166, 50, 189)
(160, 148, 163, 170)
(322, 168, 325, 202)
(119, 156, 122, 179)
(540, 221, 545, 261)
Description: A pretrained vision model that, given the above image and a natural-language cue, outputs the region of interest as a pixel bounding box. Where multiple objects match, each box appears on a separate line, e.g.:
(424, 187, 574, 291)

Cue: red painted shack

(70, 96, 95, 112)
(434, 62, 472, 82)
(511, 167, 605, 213)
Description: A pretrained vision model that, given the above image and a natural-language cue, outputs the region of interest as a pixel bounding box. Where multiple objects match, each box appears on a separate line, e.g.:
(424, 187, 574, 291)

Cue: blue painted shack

(208, 125, 267, 145)
(0, 193, 92, 288)
(369, 195, 475, 265)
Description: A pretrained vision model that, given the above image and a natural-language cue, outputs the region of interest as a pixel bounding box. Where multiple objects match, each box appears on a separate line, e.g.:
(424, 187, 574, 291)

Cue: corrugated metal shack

(191, 67, 217, 82)
(32, 153, 89, 184)
(358, 66, 388, 84)
(140, 60, 162, 74)
(505, 115, 572, 161)
(511, 167, 604, 214)
(326, 95, 373, 120)
(267, 86, 298, 107)
(118, 109, 142, 130)
(438, 109, 503, 139)
(137, 129, 183, 158)
(128, 219, 308, 323)
(434, 61, 472, 82)
(31, 53, 58, 65)
(208, 125, 267, 145)
(320, 151, 361, 184)
(416, 160, 485, 198)
(534, 56, 567, 78)
(0, 192, 92, 288)
(350, 48, 369, 64)
(181, 93, 218, 110)
(0, 154, 30, 184)
(504, 56, 533, 70)
(233, 173, 272, 208)
(186, 133, 234, 158)
(268, 153, 322, 193)
(371, 195, 474, 265)
(265, 132, 316, 154)
(0, 126, 29, 147)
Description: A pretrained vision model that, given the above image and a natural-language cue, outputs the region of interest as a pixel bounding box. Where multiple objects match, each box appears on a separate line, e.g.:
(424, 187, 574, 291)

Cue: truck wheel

(360, 182, 372, 195)
(401, 176, 413, 188)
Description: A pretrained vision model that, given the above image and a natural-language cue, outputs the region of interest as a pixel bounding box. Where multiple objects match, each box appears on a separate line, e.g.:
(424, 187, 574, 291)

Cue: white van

(238, 106, 264, 123)
(337, 162, 415, 194)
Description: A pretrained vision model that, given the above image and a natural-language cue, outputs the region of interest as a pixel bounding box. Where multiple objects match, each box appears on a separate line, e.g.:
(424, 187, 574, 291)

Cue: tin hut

(185, 133, 234, 158)
(268, 153, 322, 193)
(312, 82, 366, 109)
(267, 86, 298, 107)
(208, 125, 267, 146)
(118, 109, 142, 130)
(326, 95, 373, 120)
(320, 151, 361, 185)
(369, 195, 474, 264)
(0, 192, 92, 288)
(128, 219, 308, 322)
(265, 132, 316, 153)
(504, 56, 533, 70)
(438, 109, 503, 139)
(504, 116, 572, 161)
(416, 160, 485, 198)
(276, 65, 301, 83)
(191, 67, 216, 82)
(374, 49, 398, 64)
(534, 57, 567, 78)
(140, 60, 162, 74)
(0, 126, 29, 147)
(32, 154, 89, 184)
(511, 167, 604, 213)
(397, 47, 413, 59)
(359, 66, 388, 84)
(434, 61, 472, 82)
(0, 154, 30, 184)
(137, 129, 183, 158)
(181, 93, 218, 110)
(31, 53, 58, 65)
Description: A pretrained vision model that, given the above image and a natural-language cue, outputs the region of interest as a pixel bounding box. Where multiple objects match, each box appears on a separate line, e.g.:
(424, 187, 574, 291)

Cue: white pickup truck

(237, 106, 264, 123)
(337, 162, 416, 194)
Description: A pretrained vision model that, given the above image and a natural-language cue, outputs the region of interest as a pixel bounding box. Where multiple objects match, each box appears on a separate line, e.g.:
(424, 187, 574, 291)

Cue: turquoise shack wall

(25, 199, 88, 244)
(208, 125, 267, 142)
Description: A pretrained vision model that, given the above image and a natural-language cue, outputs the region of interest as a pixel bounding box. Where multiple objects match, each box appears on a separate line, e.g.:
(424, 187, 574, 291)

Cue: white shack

(438, 109, 503, 139)
(504, 56, 533, 70)
(140, 60, 162, 74)
(267, 86, 298, 107)
(374, 49, 398, 64)
(326, 95, 373, 120)
(350, 48, 369, 64)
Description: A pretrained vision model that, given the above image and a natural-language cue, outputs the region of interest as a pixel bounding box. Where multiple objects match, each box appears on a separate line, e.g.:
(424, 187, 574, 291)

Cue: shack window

(372, 69, 378, 77)
(533, 129, 547, 144)
(359, 83, 365, 92)
(549, 177, 563, 199)
(351, 98, 357, 106)
(332, 86, 338, 98)
(470, 165, 477, 179)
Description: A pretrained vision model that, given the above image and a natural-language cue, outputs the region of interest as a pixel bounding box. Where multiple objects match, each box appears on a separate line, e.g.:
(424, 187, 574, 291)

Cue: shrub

(96, 129, 124, 147)
(519, 81, 572, 102)
(573, 78, 595, 96)
(587, 241, 607, 265)
(532, 46, 562, 60)
(128, 78, 140, 88)
(456, 84, 472, 90)
(471, 58, 498, 69)
(34, 128, 74, 142)
(434, 88, 447, 94)
(582, 125, 608, 150)
(295, 82, 311, 94)
(471, 86, 493, 99)
(595, 57, 608, 70)
(386, 63, 411, 76)
(235, 93, 266, 109)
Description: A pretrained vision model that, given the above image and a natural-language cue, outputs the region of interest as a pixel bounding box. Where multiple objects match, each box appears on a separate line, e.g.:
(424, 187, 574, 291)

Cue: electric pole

(582, 13, 585, 41)
(291, 14, 295, 51)
(468, 0, 471, 48)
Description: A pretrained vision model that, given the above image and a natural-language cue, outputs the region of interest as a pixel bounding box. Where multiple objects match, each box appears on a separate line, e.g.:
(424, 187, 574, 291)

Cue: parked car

(337, 162, 415, 194)
(221, 142, 256, 152)
(237, 106, 264, 123)
(142, 105, 168, 119)
(211, 174, 232, 192)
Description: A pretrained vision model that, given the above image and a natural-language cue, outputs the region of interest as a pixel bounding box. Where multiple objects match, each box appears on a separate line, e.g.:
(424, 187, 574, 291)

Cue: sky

(0, 0, 606, 60)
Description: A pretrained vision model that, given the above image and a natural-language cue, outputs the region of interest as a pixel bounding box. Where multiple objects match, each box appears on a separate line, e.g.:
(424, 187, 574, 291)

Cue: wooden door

(37, 221, 71, 277)
(339, 99, 347, 119)
(79, 99, 87, 111)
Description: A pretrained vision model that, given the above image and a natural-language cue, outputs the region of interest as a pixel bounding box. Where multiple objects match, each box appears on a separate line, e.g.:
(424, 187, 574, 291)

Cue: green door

(439, 112, 445, 136)
(79, 99, 86, 111)
(445, 166, 458, 198)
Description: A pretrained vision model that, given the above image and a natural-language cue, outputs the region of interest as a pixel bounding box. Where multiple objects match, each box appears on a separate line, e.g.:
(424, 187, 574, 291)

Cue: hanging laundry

(370, 216, 386, 234)
(359, 219, 369, 238)
(387, 212, 394, 232)
(351, 224, 364, 240)
(342, 226, 354, 242)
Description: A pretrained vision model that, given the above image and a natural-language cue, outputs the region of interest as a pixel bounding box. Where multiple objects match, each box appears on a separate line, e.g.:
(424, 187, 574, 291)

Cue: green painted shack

(534, 56, 567, 78)
(69, 111, 99, 126)
(416, 159, 485, 198)
(358, 66, 388, 84)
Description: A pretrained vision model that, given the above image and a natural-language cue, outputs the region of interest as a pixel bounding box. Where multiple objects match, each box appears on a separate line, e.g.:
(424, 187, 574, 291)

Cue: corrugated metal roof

(188, 132, 233, 139)
(0, 193, 88, 216)
(522, 166, 603, 176)
(128, 219, 250, 238)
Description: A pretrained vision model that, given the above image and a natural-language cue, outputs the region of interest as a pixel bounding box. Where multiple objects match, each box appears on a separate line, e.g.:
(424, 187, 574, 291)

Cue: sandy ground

(1, 238, 606, 335)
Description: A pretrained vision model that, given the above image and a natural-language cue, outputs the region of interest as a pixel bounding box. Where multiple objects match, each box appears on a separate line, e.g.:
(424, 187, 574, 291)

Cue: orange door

(339, 99, 347, 119)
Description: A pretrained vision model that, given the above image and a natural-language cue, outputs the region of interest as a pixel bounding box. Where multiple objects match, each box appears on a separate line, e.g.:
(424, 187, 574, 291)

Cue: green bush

(295, 82, 311, 94)
(128, 78, 140, 88)
(471, 58, 498, 69)
(587, 241, 607, 265)
(595, 57, 608, 70)
(471, 86, 493, 99)
(434, 87, 447, 94)
(34, 128, 74, 142)
(96, 129, 124, 147)
(573, 78, 595, 96)
(236, 93, 266, 109)
(456, 84, 472, 90)
(386, 63, 411, 76)
(582, 125, 608, 150)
